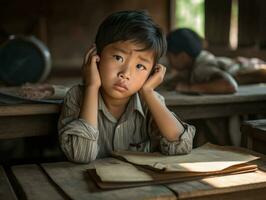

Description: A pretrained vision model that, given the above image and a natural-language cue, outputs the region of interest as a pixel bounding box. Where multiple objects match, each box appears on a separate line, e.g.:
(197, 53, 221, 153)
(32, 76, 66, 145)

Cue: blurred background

(1, 0, 265, 86)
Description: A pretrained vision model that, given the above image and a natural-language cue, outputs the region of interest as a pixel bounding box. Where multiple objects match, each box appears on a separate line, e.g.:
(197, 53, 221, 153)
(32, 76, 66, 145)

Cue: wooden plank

(11, 164, 65, 200)
(241, 120, 266, 154)
(0, 114, 58, 139)
(168, 101, 266, 120)
(238, 0, 260, 48)
(207, 47, 266, 61)
(238, 0, 266, 49)
(41, 161, 176, 200)
(205, 0, 231, 47)
(167, 147, 266, 200)
(162, 84, 266, 106)
(166, 171, 266, 199)
(0, 104, 60, 117)
(166, 154, 266, 199)
(257, 1, 266, 49)
(0, 166, 17, 200)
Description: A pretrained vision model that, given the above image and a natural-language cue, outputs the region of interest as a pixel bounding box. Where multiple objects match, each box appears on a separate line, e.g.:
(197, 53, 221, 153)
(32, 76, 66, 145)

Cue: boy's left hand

(141, 64, 166, 92)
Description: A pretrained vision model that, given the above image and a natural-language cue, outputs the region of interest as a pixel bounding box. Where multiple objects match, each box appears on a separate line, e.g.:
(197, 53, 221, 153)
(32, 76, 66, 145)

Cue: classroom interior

(1, 0, 266, 199)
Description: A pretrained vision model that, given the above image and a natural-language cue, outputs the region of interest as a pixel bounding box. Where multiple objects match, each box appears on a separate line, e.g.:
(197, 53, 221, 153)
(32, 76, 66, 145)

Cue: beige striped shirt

(58, 85, 195, 163)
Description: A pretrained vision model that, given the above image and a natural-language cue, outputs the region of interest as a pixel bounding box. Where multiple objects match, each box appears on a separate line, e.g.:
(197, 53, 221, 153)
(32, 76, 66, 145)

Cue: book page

(112, 143, 259, 172)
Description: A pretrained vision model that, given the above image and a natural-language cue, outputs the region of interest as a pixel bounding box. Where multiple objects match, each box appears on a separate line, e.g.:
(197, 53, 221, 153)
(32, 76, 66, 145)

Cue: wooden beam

(205, 0, 232, 47)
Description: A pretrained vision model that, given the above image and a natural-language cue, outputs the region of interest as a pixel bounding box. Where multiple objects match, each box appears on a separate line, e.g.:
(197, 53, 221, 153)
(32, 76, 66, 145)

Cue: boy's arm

(140, 64, 185, 142)
(79, 45, 101, 127)
(58, 45, 101, 163)
(58, 86, 99, 163)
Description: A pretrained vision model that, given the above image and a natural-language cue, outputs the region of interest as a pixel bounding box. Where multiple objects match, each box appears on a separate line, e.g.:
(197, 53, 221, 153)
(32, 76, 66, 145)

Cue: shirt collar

(98, 92, 145, 123)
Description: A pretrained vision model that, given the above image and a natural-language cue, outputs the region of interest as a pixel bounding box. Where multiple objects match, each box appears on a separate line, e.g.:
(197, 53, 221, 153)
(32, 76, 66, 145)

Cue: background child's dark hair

(95, 10, 166, 64)
(167, 28, 203, 58)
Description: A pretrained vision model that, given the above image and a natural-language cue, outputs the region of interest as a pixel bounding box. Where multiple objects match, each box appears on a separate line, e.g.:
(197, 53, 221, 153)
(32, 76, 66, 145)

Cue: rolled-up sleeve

(58, 86, 99, 163)
(147, 92, 196, 155)
(160, 122, 196, 155)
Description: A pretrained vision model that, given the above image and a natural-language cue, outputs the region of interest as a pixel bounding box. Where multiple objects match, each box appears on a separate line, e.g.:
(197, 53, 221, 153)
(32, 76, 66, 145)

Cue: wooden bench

(0, 166, 17, 200)
(241, 119, 266, 154)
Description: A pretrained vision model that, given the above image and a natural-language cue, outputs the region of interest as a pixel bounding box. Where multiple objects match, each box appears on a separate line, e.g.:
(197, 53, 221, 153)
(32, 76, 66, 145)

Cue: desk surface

(1, 84, 266, 115)
(161, 84, 266, 106)
(0, 84, 266, 115)
(0, 103, 60, 116)
(3, 150, 266, 200)
(1, 84, 266, 139)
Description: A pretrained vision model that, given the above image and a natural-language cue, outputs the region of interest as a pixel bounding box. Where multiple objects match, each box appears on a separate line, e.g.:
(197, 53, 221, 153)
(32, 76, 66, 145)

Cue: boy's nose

(118, 65, 131, 80)
(118, 72, 130, 80)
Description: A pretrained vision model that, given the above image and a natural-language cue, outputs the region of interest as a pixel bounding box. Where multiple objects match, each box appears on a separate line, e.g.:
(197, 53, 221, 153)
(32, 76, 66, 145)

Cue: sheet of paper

(95, 159, 153, 182)
(113, 143, 259, 172)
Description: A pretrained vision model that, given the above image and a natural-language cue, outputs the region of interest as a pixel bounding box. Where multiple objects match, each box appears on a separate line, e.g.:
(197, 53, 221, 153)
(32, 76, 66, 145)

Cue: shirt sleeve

(58, 85, 99, 163)
(191, 53, 233, 83)
(147, 92, 196, 155)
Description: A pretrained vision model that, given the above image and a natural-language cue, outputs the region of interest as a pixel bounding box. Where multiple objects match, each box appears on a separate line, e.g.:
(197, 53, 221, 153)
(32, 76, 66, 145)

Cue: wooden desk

(3, 151, 266, 200)
(161, 84, 266, 120)
(0, 104, 60, 139)
(1, 84, 266, 139)
(0, 166, 17, 200)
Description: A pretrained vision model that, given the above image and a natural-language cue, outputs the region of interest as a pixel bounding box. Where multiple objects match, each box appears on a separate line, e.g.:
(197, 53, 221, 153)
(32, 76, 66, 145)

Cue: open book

(88, 143, 259, 189)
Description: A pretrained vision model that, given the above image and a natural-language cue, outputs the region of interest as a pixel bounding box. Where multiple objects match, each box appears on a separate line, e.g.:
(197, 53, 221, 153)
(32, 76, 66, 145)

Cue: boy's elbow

(69, 155, 96, 164)
(60, 139, 98, 164)
(66, 149, 97, 164)
(177, 140, 193, 155)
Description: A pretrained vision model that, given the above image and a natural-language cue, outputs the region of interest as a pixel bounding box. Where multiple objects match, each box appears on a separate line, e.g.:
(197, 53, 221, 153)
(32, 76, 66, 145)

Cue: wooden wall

(0, 0, 170, 69)
(205, 0, 266, 59)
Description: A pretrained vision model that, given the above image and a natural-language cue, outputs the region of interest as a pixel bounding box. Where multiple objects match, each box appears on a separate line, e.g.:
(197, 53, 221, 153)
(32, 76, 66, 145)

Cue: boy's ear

(148, 65, 156, 78)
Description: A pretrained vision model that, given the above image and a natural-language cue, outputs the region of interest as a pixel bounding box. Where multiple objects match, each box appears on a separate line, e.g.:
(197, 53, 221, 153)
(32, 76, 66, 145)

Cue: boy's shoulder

(66, 84, 83, 95)
(64, 84, 84, 104)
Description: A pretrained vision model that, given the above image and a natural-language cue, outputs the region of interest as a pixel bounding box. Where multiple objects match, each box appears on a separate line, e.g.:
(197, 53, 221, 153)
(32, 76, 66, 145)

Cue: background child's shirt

(58, 85, 195, 163)
(162, 50, 265, 90)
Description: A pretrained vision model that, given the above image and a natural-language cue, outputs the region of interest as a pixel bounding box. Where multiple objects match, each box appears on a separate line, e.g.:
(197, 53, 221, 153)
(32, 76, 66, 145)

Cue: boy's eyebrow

(137, 55, 152, 64)
(113, 46, 152, 64)
(113, 46, 130, 54)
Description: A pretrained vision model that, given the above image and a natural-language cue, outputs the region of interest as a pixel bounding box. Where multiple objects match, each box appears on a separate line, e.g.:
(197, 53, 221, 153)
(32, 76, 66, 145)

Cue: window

(175, 0, 205, 37)
(175, 0, 239, 49)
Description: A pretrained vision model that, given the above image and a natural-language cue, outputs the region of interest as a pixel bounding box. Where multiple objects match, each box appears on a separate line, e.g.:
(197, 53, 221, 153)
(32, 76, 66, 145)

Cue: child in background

(58, 10, 195, 163)
(165, 28, 266, 94)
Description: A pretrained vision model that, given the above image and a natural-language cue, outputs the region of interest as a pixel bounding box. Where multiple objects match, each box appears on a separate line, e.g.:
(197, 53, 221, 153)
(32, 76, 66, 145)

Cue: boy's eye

(113, 55, 123, 63)
(136, 64, 146, 71)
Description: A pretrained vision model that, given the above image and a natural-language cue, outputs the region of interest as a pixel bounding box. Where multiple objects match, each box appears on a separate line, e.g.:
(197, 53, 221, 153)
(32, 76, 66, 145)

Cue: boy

(58, 10, 195, 163)
(165, 28, 266, 94)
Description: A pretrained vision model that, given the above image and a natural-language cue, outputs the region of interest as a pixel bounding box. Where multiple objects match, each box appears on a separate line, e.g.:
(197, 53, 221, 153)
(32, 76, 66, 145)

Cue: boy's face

(98, 40, 154, 100)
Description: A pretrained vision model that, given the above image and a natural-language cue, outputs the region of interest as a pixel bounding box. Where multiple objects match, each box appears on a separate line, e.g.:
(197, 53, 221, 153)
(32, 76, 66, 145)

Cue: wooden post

(205, 0, 232, 47)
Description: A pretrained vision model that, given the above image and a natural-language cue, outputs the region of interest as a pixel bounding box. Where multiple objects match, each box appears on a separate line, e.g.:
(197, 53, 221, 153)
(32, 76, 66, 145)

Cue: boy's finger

(84, 46, 97, 64)
(90, 55, 100, 65)
(154, 64, 164, 73)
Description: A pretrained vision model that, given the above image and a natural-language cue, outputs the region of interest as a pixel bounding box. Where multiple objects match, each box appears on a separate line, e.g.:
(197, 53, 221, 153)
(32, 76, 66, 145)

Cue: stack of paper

(88, 143, 259, 189)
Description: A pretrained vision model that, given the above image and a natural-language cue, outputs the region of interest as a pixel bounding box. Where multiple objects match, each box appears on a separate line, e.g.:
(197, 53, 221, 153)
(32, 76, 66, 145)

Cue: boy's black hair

(95, 10, 166, 64)
(167, 28, 203, 58)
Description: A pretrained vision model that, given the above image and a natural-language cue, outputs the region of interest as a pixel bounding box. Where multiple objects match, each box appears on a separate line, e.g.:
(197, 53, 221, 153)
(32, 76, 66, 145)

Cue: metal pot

(0, 35, 52, 85)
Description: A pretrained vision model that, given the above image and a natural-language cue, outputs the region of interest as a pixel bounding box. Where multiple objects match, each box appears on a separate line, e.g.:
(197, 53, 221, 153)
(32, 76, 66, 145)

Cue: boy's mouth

(113, 82, 128, 91)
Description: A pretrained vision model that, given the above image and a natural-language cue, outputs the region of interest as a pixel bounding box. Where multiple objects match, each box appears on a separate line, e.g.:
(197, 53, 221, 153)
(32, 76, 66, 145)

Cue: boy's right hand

(82, 44, 101, 88)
